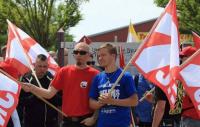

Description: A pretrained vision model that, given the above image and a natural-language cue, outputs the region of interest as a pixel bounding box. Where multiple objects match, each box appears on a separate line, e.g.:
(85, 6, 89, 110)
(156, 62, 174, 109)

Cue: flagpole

(109, 12, 164, 93)
(0, 68, 67, 117)
(7, 19, 43, 88)
(139, 87, 155, 102)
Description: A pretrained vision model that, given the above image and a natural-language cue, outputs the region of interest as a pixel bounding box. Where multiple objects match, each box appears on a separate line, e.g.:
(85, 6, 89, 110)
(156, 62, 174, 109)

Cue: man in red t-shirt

(180, 46, 200, 127)
(22, 42, 99, 127)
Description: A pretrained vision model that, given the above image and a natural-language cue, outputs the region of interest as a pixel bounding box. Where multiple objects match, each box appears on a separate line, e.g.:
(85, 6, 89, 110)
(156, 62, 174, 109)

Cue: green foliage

(0, 0, 88, 49)
(154, 0, 200, 35)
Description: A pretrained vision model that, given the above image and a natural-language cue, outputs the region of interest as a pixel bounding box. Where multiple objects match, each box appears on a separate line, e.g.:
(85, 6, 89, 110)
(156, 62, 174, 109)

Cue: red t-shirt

(182, 95, 200, 120)
(51, 65, 99, 117)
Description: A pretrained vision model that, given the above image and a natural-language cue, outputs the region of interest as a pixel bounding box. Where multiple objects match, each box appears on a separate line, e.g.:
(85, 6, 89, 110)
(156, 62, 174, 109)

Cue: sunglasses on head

(73, 50, 88, 55)
(87, 61, 95, 65)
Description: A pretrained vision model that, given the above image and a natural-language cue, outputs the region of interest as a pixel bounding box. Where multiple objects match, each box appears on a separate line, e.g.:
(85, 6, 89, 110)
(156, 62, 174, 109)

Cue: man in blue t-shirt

(133, 74, 154, 127)
(89, 43, 138, 127)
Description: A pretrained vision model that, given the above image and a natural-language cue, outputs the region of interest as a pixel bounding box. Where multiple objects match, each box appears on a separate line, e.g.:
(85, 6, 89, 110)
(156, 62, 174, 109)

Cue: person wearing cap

(179, 46, 200, 127)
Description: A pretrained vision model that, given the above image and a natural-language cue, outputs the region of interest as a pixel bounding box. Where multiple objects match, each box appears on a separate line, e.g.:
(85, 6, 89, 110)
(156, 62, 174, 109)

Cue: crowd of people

(0, 42, 200, 127)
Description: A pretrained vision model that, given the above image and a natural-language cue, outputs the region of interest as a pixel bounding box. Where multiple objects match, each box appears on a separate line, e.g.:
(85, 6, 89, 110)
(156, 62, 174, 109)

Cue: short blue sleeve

(89, 75, 99, 100)
(123, 72, 137, 97)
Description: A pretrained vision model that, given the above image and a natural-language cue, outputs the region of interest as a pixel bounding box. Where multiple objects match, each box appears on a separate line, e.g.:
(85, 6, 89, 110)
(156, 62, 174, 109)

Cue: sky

(69, 0, 164, 42)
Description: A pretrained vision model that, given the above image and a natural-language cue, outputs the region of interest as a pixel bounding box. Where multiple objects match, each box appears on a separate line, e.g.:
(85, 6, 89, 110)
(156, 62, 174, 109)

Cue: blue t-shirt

(89, 68, 137, 127)
(134, 74, 154, 123)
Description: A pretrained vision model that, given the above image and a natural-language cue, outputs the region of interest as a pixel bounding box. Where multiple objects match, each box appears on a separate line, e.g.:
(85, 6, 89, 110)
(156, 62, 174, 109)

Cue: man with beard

(21, 42, 99, 127)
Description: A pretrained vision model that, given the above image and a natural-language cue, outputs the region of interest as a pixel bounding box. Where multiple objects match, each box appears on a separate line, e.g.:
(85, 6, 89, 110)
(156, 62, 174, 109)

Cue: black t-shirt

(154, 87, 181, 120)
(154, 87, 171, 119)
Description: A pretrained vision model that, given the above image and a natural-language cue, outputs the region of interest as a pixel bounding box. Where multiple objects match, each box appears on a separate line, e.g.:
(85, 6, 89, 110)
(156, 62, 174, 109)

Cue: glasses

(73, 50, 88, 55)
(87, 61, 95, 65)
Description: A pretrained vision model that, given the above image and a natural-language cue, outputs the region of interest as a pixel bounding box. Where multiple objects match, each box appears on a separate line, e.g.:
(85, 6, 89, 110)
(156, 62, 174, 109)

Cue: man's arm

(152, 100, 166, 127)
(89, 98, 105, 110)
(80, 110, 99, 126)
(98, 93, 138, 107)
(21, 83, 58, 99)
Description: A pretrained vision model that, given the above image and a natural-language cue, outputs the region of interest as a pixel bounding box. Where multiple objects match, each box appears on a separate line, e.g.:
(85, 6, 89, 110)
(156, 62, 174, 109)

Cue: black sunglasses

(73, 50, 88, 55)
(87, 61, 95, 65)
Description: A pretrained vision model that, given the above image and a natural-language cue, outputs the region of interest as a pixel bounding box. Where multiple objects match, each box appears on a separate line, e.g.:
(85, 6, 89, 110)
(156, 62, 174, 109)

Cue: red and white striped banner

(6, 20, 60, 76)
(132, 0, 180, 108)
(179, 49, 200, 117)
(0, 73, 21, 127)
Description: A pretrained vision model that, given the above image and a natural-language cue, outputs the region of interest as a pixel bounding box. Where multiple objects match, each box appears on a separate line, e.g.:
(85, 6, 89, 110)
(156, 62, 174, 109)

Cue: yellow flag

(127, 22, 139, 43)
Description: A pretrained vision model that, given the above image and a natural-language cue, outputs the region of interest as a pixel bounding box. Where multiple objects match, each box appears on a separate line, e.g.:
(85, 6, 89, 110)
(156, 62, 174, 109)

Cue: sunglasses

(73, 50, 88, 55)
(87, 61, 95, 65)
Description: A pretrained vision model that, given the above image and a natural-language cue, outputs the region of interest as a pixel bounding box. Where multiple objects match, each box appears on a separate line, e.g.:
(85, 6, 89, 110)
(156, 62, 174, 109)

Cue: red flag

(132, 0, 179, 108)
(0, 61, 20, 79)
(192, 31, 200, 49)
(0, 72, 21, 127)
(119, 46, 125, 68)
(6, 20, 60, 76)
(179, 49, 200, 117)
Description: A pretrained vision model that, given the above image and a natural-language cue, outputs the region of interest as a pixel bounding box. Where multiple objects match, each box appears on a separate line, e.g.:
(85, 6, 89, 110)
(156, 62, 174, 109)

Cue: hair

(98, 43, 117, 57)
(36, 54, 47, 61)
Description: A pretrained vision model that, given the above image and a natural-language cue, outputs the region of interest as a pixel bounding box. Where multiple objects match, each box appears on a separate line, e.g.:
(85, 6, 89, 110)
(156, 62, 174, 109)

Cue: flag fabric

(192, 31, 200, 49)
(132, 0, 179, 108)
(179, 49, 200, 117)
(127, 22, 139, 43)
(0, 72, 21, 127)
(119, 46, 125, 68)
(6, 20, 60, 76)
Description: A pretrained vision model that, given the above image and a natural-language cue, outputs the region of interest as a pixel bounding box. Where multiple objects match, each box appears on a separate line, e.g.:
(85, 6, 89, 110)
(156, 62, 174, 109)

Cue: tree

(0, 0, 88, 48)
(154, 0, 200, 35)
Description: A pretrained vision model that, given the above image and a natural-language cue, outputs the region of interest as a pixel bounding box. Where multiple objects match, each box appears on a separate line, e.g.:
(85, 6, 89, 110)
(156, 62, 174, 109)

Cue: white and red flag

(0, 72, 21, 127)
(179, 49, 200, 117)
(6, 20, 60, 76)
(132, 0, 180, 108)
(192, 31, 200, 49)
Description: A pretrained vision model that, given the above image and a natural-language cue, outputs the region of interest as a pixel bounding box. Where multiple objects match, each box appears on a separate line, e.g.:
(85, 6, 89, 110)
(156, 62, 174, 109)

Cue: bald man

(22, 42, 99, 127)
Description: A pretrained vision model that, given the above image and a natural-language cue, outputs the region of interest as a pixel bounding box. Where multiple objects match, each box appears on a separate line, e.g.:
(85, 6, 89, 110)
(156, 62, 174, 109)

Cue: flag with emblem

(0, 72, 21, 127)
(179, 49, 200, 117)
(131, 0, 180, 109)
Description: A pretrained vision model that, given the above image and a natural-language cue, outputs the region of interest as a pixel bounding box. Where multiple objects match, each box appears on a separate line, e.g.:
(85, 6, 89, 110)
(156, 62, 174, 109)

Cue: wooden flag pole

(109, 13, 164, 94)
(0, 69, 67, 117)
(109, 55, 135, 94)
(7, 19, 43, 88)
(139, 87, 155, 102)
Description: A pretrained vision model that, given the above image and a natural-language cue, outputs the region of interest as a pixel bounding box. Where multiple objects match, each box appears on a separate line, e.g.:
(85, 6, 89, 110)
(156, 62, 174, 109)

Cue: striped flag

(0, 72, 21, 127)
(132, 0, 179, 108)
(179, 49, 200, 116)
(6, 20, 60, 76)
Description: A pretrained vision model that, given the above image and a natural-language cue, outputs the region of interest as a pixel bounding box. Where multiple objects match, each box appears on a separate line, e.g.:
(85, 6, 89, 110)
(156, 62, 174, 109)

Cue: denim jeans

(180, 116, 200, 127)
